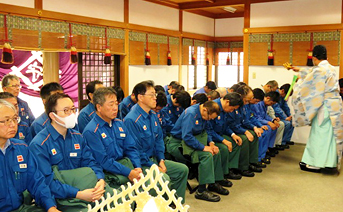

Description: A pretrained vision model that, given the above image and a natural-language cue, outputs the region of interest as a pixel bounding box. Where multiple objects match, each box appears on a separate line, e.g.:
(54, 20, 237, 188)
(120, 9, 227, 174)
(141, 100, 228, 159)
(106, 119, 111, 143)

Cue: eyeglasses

(0, 116, 20, 126)
(54, 107, 78, 115)
(6, 85, 22, 89)
(143, 93, 157, 98)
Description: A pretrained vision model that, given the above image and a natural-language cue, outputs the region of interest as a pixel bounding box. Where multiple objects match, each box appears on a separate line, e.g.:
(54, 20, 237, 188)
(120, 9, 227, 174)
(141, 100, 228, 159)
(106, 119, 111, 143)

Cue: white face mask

(53, 112, 77, 129)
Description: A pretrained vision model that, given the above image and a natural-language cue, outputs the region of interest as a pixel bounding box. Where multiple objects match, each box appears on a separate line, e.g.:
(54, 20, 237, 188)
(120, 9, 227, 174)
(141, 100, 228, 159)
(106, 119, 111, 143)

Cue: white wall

(183, 11, 214, 36)
(181, 65, 188, 90)
(129, 0, 179, 31)
(128, 65, 179, 92)
(43, 0, 124, 22)
(0, 0, 34, 8)
(251, 0, 342, 28)
(215, 18, 244, 37)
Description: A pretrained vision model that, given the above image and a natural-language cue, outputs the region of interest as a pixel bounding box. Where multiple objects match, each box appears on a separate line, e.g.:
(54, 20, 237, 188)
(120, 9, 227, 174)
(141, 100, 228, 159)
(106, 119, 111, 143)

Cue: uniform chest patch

(74, 143, 80, 150)
(101, 133, 107, 138)
(119, 127, 124, 132)
(17, 155, 24, 162)
(218, 116, 221, 120)
(195, 120, 199, 125)
(51, 148, 57, 155)
(120, 133, 126, 137)
(155, 121, 157, 126)
(143, 125, 147, 130)
(169, 110, 171, 114)
(19, 132, 25, 139)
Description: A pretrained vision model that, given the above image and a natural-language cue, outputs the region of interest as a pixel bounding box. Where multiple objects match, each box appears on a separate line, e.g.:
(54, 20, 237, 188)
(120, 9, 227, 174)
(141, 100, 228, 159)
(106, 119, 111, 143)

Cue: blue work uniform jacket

(15, 120, 33, 144)
(29, 124, 104, 199)
(193, 87, 205, 96)
(207, 98, 235, 143)
(119, 96, 135, 120)
(17, 97, 35, 126)
(0, 139, 56, 211)
(77, 102, 96, 133)
(251, 101, 273, 125)
(170, 104, 213, 151)
(161, 95, 183, 131)
(83, 114, 141, 177)
(124, 104, 165, 167)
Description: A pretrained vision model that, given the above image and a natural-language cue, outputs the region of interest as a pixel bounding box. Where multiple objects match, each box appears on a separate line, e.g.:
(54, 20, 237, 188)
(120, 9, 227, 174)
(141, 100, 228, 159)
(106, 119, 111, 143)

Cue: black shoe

(252, 162, 267, 168)
(299, 162, 321, 173)
(208, 183, 230, 195)
(225, 170, 242, 180)
(267, 151, 276, 157)
(275, 145, 285, 150)
(195, 190, 221, 202)
(249, 164, 263, 173)
(240, 170, 255, 177)
(265, 155, 271, 160)
(261, 158, 271, 164)
(281, 144, 290, 149)
(286, 141, 295, 145)
(218, 179, 233, 187)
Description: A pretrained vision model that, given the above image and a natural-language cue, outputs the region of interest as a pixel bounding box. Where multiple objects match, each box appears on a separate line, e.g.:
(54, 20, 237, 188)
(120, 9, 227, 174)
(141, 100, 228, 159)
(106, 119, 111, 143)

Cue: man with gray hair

(0, 99, 60, 212)
(1, 74, 35, 126)
(83, 87, 142, 188)
(216, 87, 228, 98)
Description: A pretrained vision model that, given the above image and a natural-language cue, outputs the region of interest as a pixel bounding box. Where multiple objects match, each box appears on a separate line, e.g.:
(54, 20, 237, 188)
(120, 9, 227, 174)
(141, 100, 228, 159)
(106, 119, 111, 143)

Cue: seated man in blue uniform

(0, 92, 32, 144)
(164, 81, 179, 96)
(161, 90, 191, 134)
(207, 92, 244, 180)
(124, 81, 188, 204)
(193, 81, 217, 96)
(226, 86, 263, 177)
(274, 83, 295, 146)
(78, 80, 104, 133)
(152, 91, 170, 139)
(118, 90, 137, 120)
(252, 91, 283, 157)
(83, 87, 142, 188)
(0, 99, 60, 212)
(29, 93, 107, 212)
(168, 101, 231, 202)
(30, 82, 64, 138)
(1, 74, 35, 126)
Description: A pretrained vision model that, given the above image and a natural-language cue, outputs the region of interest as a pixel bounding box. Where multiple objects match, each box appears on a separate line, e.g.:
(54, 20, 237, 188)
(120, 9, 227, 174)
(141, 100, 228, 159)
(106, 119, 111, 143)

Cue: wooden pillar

(243, 0, 251, 84)
(43, 52, 59, 84)
(120, 0, 130, 95)
(178, 10, 183, 84)
(120, 30, 130, 95)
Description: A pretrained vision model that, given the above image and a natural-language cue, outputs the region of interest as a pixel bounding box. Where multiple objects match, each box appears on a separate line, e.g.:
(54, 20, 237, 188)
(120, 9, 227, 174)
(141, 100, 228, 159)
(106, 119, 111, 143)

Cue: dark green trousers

(222, 135, 242, 170)
(237, 130, 259, 171)
(165, 132, 224, 186)
(215, 143, 230, 175)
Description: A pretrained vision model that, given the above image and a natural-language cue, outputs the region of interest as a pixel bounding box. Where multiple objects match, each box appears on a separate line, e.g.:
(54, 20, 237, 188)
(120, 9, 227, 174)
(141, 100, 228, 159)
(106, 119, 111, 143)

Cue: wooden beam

(143, 0, 179, 9)
(180, 0, 289, 10)
(180, 0, 243, 10)
(214, 36, 243, 42)
(179, 10, 183, 32)
(245, 24, 343, 34)
(215, 11, 244, 19)
(204, 0, 216, 3)
(124, 0, 129, 24)
(182, 32, 214, 41)
(128, 23, 180, 37)
(0, 3, 127, 28)
(187, 9, 216, 18)
(178, 10, 183, 86)
(35, 0, 42, 10)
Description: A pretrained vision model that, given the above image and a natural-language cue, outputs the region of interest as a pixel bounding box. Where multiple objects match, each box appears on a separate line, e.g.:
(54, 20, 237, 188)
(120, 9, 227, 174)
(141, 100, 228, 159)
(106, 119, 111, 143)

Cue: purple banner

(0, 50, 78, 103)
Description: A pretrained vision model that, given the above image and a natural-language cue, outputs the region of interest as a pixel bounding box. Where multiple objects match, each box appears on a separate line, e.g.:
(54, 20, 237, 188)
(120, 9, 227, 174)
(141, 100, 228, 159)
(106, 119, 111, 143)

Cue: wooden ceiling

(144, 0, 289, 19)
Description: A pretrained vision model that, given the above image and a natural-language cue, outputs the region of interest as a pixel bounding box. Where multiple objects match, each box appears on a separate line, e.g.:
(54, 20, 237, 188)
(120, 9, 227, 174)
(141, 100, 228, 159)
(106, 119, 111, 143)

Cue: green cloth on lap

(104, 157, 134, 189)
(52, 166, 114, 212)
(181, 131, 207, 164)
